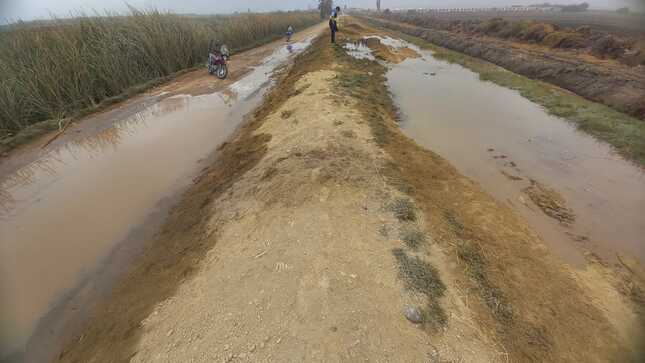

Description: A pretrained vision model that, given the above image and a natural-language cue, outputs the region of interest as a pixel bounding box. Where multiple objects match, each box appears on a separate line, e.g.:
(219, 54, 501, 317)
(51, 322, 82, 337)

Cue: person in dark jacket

(329, 6, 340, 43)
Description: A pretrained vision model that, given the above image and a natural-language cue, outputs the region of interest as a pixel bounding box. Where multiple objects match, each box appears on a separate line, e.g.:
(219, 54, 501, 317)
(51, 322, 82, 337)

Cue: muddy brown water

(0, 39, 312, 362)
(382, 37, 645, 268)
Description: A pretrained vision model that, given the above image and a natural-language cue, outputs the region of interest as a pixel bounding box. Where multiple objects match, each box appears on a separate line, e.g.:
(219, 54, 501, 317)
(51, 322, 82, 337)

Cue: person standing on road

(329, 6, 340, 43)
(286, 25, 294, 42)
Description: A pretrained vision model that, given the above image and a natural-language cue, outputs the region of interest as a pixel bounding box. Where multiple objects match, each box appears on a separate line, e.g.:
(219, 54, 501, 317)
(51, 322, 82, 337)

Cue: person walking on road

(329, 6, 340, 43)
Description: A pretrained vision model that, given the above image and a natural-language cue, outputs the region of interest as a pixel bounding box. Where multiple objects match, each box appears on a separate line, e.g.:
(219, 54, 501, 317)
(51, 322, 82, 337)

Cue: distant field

(0, 10, 320, 138)
(387, 10, 645, 34)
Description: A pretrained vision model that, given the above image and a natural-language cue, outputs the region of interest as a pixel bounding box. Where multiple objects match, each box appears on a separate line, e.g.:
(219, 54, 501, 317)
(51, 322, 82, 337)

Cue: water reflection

(0, 96, 192, 214)
(385, 37, 645, 266)
(0, 36, 315, 361)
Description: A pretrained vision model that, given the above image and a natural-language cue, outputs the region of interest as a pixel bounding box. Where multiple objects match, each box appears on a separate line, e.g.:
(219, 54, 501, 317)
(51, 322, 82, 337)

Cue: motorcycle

(208, 42, 230, 79)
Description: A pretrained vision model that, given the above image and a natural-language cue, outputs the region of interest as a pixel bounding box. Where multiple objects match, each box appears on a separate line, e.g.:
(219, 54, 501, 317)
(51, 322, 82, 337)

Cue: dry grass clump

(400, 226, 426, 249)
(523, 180, 575, 224)
(389, 198, 417, 222)
(0, 9, 319, 137)
(456, 241, 514, 323)
(392, 248, 447, 329)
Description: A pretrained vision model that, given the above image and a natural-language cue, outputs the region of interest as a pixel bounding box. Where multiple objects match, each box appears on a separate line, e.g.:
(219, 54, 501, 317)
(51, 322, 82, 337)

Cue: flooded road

(383, 37, 645, 267)
(0, 38, 312, 362)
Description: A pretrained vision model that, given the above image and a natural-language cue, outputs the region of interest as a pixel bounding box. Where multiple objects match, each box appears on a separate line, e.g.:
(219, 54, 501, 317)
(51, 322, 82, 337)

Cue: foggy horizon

(2, 0, 644, 23)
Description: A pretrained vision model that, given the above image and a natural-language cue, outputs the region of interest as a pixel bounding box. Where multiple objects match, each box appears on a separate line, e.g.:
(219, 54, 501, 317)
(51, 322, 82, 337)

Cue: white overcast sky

(1, 0, 644, 22)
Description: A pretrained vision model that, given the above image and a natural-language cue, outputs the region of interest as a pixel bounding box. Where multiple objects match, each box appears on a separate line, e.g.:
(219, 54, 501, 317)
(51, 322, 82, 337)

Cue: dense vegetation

(0, 9, 319, 138)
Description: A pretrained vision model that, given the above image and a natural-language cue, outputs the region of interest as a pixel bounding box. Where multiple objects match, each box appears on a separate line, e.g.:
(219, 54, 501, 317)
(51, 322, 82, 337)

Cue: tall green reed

(0, 9, 319, 136)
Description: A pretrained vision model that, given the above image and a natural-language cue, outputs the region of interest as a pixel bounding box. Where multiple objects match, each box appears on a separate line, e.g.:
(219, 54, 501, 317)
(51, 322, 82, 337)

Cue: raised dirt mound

(385, 13, 645, 66)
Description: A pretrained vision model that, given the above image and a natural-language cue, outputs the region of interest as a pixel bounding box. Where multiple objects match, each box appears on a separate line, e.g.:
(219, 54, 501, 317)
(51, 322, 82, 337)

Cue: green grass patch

(333, 46, 394, 146)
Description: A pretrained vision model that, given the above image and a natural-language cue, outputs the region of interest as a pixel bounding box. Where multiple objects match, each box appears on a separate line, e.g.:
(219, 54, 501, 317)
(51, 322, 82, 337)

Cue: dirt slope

(57, 22, 644, 363)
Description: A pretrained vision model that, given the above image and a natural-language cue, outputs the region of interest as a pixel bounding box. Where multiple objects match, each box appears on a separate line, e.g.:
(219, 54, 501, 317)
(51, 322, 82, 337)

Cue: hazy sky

(2, 0, 644, 21)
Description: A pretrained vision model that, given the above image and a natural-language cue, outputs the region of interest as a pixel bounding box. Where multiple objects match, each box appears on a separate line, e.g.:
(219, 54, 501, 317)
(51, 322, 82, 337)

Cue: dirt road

(0, 23, 325, 363)
(53, 19, 644, 362)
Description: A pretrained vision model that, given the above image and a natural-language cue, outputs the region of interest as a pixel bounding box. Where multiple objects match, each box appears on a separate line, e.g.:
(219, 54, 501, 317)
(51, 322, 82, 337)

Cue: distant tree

(377, 0, 381, 12)
(319, 0, 333, 19)
(616, 7, 630, 14)
(561, 2, 589, 12)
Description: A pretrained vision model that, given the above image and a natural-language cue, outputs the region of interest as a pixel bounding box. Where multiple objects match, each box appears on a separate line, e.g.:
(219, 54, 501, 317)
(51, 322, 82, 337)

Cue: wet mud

(0, 37, 313, 362)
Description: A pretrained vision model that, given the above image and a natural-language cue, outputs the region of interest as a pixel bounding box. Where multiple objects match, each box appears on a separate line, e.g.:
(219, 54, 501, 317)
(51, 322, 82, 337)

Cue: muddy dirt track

(2, 17, 644, 363)
(0, 24, 324, 363)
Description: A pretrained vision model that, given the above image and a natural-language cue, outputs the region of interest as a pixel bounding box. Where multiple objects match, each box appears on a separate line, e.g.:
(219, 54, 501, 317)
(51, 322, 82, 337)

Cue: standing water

(383, 39, 645, 267)
(0, 39, 312, 362)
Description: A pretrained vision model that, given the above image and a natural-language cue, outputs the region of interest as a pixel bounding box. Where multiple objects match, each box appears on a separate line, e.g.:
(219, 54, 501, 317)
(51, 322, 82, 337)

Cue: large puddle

(0, 39, 312, 362)
(383, 39, 645, 267)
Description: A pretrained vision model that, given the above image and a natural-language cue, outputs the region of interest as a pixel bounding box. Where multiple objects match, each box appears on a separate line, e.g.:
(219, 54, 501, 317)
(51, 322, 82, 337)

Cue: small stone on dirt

(403, 305, 423, 324)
